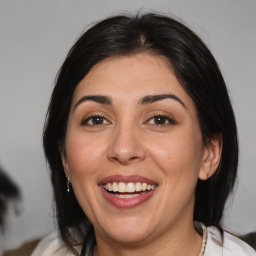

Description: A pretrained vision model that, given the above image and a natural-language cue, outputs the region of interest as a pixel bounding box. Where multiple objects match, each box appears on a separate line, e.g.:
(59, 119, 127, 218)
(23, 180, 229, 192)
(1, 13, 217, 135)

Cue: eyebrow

(74, 95, 112, 109)
(74, 93, 187, 110)
(140, 94, 187, 110)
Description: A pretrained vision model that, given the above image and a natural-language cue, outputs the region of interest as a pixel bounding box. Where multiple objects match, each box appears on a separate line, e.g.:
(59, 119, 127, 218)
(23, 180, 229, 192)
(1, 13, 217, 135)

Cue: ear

(199, 134, 222, 180)
(59, 142, 70, 179)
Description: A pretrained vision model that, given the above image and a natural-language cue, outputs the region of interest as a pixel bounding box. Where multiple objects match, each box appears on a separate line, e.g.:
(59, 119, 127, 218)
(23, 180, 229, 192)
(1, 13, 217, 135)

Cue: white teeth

(104, 182, 156, 193)
(112, 182, 118, 192)
(107, 183, 112, 191)
(135, 182, 141, 191)
(127, 182, 135, 192)
(118, 182, 126, 192)
(141, 183, 147, 191)
(114, 193, 141, 198)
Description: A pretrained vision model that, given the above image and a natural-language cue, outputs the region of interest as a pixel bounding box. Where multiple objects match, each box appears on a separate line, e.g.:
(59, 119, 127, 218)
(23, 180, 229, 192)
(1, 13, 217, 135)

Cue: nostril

(109, 155, 140, 164)
(107, 131, 146, 164)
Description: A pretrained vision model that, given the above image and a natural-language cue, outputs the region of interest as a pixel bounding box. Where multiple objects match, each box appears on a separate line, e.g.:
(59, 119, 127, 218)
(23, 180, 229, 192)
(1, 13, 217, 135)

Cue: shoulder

(30, 232, 77, 256)
(222, 231, 256, 256)
(205, 226, 256, 256)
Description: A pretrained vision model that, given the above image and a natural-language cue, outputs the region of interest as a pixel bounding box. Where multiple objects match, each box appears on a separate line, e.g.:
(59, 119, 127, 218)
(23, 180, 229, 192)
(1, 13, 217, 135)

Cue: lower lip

(100, 186, 157, 209)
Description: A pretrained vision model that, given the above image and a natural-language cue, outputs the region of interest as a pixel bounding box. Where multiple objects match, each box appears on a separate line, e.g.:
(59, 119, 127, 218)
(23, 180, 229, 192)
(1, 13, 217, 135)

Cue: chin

(94, 215, 156, 245)
(105, 228, 153, 245)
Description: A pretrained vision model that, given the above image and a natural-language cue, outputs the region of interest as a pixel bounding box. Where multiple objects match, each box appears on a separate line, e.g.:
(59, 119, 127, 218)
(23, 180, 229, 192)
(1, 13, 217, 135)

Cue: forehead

(72, 54, 195, 110)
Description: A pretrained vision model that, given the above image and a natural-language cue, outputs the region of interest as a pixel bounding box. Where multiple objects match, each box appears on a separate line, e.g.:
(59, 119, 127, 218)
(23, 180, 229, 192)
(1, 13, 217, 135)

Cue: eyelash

(81, 114, 110, 126)
(81, 114, 176, 127)
(146, 114, 177, 126)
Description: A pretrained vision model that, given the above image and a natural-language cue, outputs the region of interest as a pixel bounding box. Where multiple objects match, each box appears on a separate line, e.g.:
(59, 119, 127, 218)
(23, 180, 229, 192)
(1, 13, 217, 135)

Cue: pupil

(155, 117, 165, 124)
(93, 117, 103, 125)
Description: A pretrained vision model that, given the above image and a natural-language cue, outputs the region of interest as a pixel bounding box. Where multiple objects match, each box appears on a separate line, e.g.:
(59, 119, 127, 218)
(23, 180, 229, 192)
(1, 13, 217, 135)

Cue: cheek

(65, 132, 106, 177)
(64, 133, 104, 214)
(147, 131, 203, 178)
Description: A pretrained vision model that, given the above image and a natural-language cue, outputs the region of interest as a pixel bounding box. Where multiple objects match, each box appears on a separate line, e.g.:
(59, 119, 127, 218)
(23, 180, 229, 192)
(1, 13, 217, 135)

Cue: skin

(61, 54, 222, 256)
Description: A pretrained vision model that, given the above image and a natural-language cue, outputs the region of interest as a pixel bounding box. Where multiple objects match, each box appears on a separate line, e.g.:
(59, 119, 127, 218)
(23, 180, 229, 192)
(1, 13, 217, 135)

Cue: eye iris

(92, 117, 104, 125)
(154, 116, 166, 124)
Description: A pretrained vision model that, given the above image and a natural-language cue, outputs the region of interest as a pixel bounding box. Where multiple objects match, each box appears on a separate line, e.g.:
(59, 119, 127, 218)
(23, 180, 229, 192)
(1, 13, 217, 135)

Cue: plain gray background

(0, 0, 255, 250)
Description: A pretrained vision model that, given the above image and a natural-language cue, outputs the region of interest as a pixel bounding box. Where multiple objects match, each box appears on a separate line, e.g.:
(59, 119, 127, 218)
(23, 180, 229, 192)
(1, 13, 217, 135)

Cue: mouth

(99, 175, 158, 208)
(103, 182, 157, 198)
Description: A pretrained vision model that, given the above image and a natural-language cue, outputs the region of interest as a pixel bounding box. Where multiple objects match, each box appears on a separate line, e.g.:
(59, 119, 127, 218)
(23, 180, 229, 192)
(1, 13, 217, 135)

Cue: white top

(31, 227, 256, 256)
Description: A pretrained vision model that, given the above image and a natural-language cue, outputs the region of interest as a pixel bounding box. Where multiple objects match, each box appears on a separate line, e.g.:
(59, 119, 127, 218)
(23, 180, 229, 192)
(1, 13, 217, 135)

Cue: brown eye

(81, 115, 109, 126)
(148, 115, 176, 125)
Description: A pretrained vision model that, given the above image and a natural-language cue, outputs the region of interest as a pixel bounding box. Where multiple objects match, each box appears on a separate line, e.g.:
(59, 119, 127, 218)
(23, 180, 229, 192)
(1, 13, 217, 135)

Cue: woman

(32, 13, 255, 256)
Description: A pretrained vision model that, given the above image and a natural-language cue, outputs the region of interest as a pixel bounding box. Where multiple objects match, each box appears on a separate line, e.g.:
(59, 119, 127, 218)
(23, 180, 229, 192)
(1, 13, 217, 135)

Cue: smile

(103, 182, 157, 198)
(99, 175, 158, 208)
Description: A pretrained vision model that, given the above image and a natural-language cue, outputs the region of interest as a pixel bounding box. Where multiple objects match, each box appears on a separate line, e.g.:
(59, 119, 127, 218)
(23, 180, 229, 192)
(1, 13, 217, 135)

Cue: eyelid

(144, 111, 177, 125)
(80, 112, 112, 126)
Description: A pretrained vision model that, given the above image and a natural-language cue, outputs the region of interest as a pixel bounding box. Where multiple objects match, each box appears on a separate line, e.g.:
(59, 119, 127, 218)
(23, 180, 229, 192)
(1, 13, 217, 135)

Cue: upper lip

(99, 175, 157, 185)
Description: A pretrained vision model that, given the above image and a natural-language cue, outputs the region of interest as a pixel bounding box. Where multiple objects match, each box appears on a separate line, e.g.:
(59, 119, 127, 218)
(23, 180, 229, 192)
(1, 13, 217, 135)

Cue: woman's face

(62, 54, 218, 245)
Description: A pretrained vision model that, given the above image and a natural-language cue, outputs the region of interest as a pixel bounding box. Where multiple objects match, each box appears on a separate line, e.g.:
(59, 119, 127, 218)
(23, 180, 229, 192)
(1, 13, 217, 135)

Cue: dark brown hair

(43, 13, 238, 254)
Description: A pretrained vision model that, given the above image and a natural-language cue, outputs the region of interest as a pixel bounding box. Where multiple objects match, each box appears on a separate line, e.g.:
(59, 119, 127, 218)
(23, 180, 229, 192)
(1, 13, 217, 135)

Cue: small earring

(207, 173, 211, 179)
(67, 178, 71, 193)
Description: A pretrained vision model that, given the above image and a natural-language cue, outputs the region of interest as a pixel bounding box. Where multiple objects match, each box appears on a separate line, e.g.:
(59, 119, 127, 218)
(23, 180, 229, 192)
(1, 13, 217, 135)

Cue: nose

(107, 125, 146, 165)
